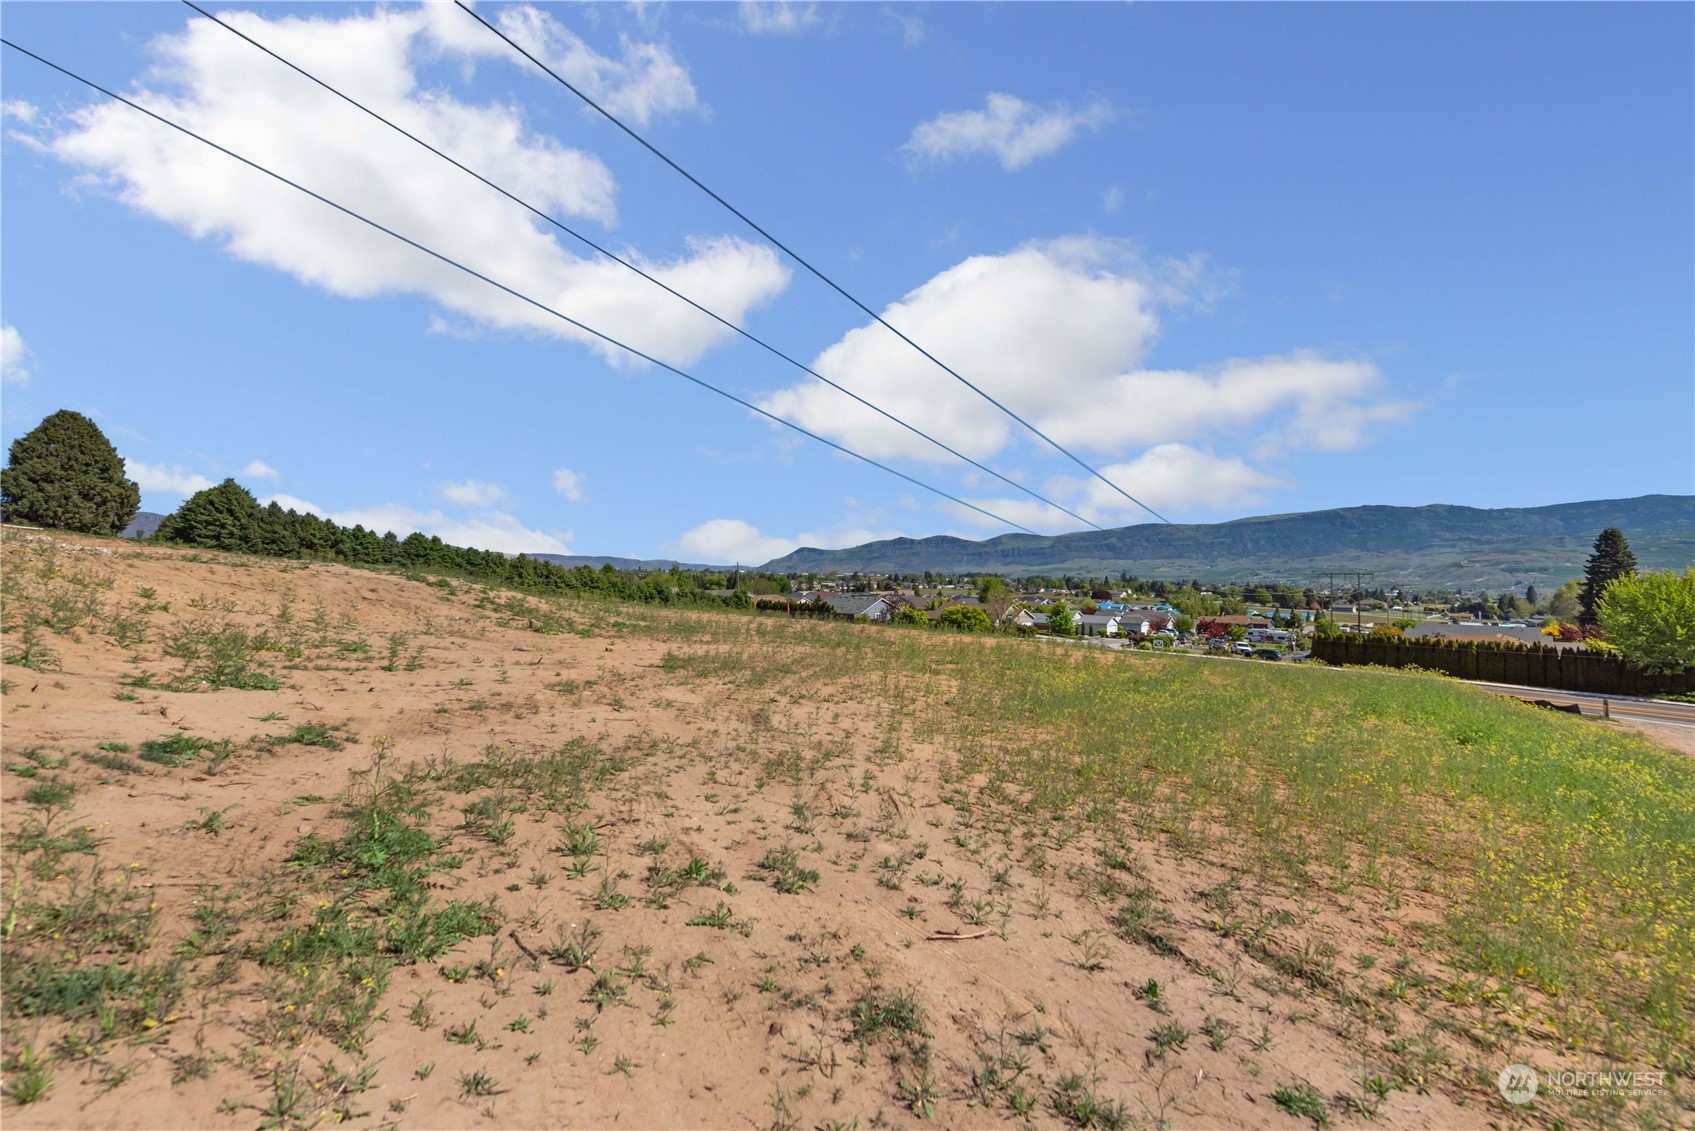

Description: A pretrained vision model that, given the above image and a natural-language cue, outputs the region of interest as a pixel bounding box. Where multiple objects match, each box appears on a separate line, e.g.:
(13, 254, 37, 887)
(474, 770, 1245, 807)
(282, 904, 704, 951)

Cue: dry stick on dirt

(926, 929, 994, 941)
(508, 930, 541, 964)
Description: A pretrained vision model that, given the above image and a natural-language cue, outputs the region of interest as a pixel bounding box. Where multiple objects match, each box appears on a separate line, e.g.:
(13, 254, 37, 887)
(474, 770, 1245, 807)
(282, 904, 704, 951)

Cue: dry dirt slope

(0, 529, 1655, 1130)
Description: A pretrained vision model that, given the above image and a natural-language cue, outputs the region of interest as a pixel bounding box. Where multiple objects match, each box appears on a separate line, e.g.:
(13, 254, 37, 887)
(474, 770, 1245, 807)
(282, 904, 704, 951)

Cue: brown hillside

(0, 528, 1675, 1130)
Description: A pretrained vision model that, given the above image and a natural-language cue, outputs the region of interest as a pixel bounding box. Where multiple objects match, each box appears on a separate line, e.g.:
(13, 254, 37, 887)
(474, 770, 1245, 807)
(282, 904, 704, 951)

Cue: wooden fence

(1310, 635, 1695, 696)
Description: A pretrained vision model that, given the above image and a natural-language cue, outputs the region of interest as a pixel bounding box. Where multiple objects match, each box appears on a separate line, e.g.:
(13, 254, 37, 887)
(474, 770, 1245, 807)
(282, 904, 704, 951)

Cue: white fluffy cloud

(1078, 445, 1281, 515)
(439, 479, 508, 508)
(1, 325, 31, 385)
(259, 493, 323, 516)
(738, 2, 821, 35)
(668, 518, 899, 565)
(125, 459, 215, 497)
(760, 238, 1414, 484)
(473, 5, 698, 126)
(241, 459, 280, 480)
(340, 504, 570, 555)
(906, 93, 1115, 171)
(951, 444, 1282, 529)
(41, 7, 788, 368)
(551, 468, 585, 502)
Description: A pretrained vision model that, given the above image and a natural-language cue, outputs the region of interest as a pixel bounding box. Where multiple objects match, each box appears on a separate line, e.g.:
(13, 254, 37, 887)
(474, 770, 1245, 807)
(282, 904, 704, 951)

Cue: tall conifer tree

(1580, 527, 1638, 625)
(0, 410, 140, 534)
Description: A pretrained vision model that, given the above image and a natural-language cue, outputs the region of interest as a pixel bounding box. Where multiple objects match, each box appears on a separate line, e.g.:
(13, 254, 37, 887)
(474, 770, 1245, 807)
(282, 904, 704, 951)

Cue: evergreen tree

(156, 479, 263, 552)
(1580, 527, 1638, 624)
(256, 502, 300, 558)
(0, 409, 140, 534)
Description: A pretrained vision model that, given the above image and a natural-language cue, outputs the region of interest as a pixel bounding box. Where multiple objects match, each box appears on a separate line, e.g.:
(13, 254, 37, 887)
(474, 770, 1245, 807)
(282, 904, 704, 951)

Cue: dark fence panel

(1310, 635, 1695, 696)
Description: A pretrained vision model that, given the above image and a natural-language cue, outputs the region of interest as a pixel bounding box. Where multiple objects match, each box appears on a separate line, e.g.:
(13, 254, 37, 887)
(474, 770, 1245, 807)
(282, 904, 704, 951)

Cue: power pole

(1350, 572, 1374, 629)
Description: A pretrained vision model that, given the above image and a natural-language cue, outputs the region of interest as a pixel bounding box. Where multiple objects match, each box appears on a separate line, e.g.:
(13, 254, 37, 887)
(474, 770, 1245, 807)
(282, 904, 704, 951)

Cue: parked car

(1253, 648, 1282, 661)
(1231, 641, 1253, 655)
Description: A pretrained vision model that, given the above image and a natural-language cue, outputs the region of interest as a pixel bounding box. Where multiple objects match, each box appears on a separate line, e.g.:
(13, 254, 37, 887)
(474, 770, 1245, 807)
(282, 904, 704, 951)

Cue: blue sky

(3, 2, 1690, 565)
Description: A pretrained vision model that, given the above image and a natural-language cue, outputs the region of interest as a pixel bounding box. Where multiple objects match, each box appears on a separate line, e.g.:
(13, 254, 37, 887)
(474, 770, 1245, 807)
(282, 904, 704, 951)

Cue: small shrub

(1272, 1083, 1331, 1127)
(756, 845, 819, 894)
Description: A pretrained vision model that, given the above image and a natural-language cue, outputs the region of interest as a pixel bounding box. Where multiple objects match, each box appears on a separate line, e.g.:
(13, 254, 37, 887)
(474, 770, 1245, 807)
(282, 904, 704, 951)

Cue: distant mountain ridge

(759, 495, 1694, 588)
(121, 512, 166, 539)
(124, 496, 1693, 590)
(530, 554, 727, 573)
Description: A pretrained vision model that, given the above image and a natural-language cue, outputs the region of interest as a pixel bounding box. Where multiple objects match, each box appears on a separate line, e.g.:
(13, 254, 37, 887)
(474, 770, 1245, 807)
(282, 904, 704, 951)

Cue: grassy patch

(138, 733, 232, 769)
(164, 616, 280, 690)
(1272, 1082, 1331, 1127)
(642, 606, 1695, 1082)
(755, 845, 819, 894)
(259, 722, 352, 751)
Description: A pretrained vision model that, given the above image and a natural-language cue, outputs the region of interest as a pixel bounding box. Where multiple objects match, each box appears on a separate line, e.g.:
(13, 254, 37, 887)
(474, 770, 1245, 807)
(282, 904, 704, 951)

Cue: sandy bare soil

(0, 530, 1612, 1129)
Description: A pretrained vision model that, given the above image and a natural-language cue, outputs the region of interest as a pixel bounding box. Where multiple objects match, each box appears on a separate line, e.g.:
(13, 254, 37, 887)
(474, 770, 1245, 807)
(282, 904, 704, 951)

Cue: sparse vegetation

(3, 526, 1689, 1130)
(1273, 1082, 1331, 1127)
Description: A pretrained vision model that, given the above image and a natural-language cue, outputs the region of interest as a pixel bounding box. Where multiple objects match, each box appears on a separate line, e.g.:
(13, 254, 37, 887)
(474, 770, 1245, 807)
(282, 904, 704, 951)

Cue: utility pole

(1350, 572, 1374, 629)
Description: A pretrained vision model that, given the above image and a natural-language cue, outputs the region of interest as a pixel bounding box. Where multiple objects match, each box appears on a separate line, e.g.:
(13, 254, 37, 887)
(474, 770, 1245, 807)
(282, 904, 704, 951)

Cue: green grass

(641, 605, 1695, 1062)
(138, 733, 229, 769)
(847, 987, 928, 1043)
(163, 617, 280, 689)
(1272, 1083, 1331, 1127)
(80, 749, 144, 774)
(755, 845, 819, 894)
(259, 722, 350, 751)
(3, 1041, 53, 1104)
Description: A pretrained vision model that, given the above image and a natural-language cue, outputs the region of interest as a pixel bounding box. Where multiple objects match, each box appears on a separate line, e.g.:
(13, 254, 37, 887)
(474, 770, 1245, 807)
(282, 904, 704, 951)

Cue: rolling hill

(759, 494, 1694, 588)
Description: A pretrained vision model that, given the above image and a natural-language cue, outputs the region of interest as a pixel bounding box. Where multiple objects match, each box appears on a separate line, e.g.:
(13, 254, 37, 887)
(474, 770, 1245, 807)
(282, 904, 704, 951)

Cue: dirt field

(1, 529, 1685, 1130)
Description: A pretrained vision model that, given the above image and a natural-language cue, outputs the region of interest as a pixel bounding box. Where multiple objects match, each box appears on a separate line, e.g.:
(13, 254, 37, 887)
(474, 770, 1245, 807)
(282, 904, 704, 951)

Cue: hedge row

(1311, 633, 1695, 696)
(754, 598, 838, 618)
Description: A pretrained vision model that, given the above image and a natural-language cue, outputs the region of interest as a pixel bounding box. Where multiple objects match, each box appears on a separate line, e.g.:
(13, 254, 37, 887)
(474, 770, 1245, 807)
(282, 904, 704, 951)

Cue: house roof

(821, 594, 890, 617)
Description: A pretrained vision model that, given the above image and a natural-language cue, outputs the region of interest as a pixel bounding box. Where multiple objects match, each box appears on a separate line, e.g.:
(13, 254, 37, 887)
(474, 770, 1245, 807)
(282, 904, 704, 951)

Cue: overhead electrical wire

(453, 0, 1174, 527)
(0, 37, 1045, 537)
(180, 0, 1102, 533)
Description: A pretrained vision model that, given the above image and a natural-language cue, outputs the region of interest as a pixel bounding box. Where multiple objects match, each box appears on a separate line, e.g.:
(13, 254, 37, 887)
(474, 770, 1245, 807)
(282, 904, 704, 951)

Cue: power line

(181, 1, 1101, 533)
(454, 0, 1173, 527)
(1, 36, 1041, 538)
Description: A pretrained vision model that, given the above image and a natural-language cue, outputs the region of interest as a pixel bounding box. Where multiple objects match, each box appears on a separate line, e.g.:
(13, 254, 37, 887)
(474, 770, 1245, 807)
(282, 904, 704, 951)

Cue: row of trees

(2, 411, 1687, 670)
(150, 478, 773, 607)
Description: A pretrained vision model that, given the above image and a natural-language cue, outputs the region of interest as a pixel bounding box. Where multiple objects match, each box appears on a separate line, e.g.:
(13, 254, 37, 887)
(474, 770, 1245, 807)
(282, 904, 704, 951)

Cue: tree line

(2, 410, 1687, 671)
(149, 477, 771, 607)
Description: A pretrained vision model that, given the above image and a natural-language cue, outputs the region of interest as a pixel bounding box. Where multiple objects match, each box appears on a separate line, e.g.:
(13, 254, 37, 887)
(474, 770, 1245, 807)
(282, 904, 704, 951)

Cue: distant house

(1204, 615, 1272, 630)
(1075, 612, 1120, 637)
(821, 594, 895, 621)
(1115, 611, 1174, 635)
(1010, 609, 1049, 630)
